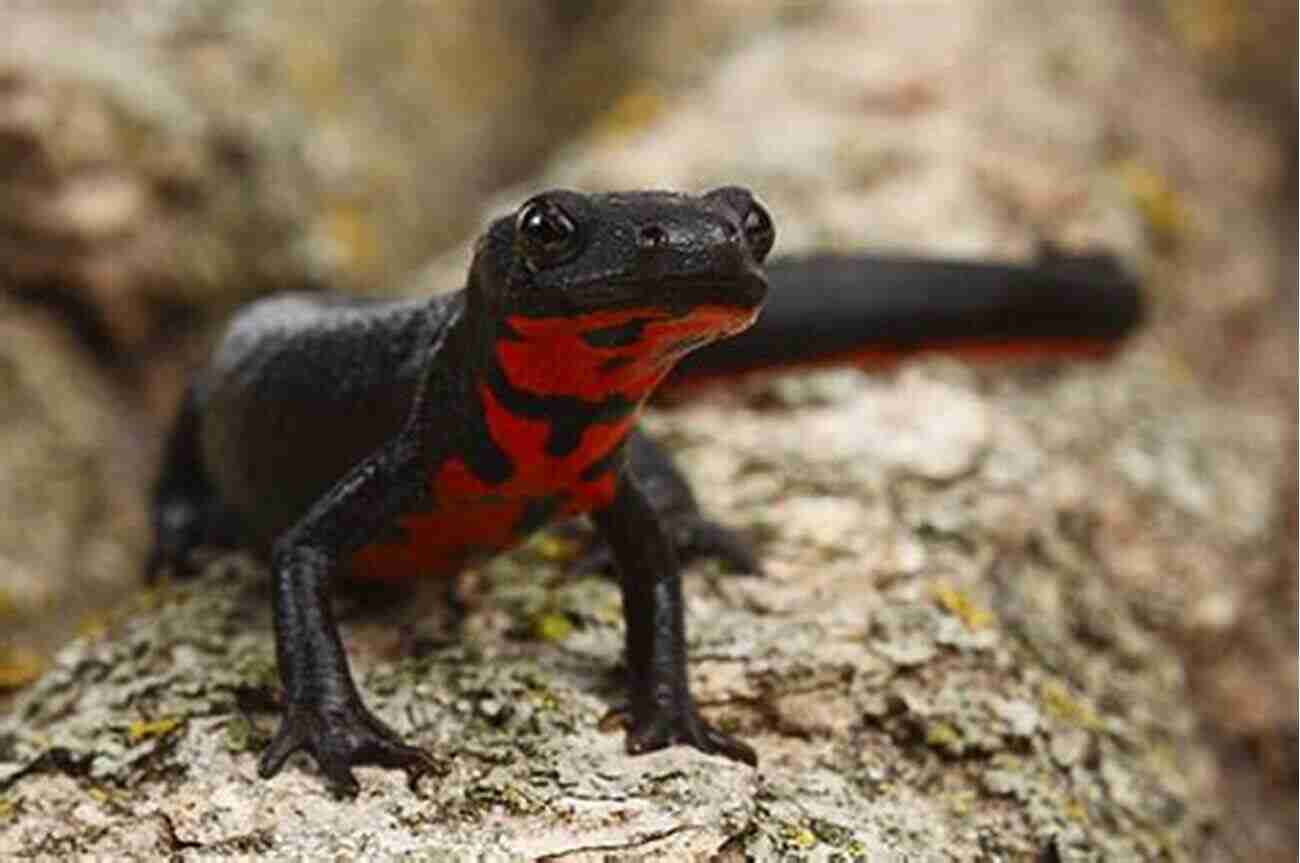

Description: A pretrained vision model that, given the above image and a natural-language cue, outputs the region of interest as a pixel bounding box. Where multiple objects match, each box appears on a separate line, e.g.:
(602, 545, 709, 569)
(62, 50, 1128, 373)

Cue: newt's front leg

(591, 472, 757, 766)
(257, 440, 434, 797)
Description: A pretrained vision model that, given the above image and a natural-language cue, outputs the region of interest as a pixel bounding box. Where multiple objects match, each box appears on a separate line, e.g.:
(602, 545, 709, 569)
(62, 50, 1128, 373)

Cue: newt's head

(468, 187, 774, 402)
(474, 187, 771, 318)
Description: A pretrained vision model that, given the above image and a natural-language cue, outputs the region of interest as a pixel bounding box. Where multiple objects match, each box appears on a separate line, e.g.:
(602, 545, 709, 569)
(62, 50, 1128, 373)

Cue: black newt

(147, 187, 1140, 795)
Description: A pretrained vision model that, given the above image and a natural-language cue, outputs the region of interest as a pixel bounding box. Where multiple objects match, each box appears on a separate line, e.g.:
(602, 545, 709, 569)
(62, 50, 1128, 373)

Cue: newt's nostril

(638, 224, 670, 249)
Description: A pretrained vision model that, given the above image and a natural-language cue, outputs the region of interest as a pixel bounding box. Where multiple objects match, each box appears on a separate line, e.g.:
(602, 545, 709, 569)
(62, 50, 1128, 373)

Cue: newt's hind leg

(146, 387, 242, 581)
(573, 431, 761, 577)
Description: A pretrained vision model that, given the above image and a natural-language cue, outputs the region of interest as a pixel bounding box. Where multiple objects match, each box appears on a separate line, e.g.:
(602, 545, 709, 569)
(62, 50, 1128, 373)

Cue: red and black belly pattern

(349, 303, 755, 581)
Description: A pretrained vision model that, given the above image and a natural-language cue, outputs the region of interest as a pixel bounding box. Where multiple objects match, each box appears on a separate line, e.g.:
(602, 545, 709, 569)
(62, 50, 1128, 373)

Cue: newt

(147, 187, 1139, 795)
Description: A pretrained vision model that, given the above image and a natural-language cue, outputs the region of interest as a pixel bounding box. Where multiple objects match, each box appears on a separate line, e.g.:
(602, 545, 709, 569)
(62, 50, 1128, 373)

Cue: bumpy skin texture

(148, 187, 1141, 795)
(152, 188, 774, 794)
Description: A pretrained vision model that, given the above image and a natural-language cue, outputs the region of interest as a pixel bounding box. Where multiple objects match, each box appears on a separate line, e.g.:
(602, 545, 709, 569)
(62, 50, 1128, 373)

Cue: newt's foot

(674, 516, 763, 576)
(145, 500, 242, 582)
(145, 501, 207, 582)
(258, 698, 433, 797)
(618, 701, 757, 767)
(575, 516, 762, 577)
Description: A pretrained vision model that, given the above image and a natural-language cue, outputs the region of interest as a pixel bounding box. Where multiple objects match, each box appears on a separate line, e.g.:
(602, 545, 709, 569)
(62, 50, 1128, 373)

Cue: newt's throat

(497, 305, 756, 402)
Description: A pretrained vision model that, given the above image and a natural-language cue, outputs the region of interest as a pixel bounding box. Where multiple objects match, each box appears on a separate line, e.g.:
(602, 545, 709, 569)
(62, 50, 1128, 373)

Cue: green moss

(1039, 681, 1103, 731)
(781, 822, 819, 850)
(1115, 158, 1189, 249)
(924, 720, 963, 755)
(931, 583, 993, 630)
(223, 714, 259, 754)
(530, 610, 573, 643)
(525, 532, 584, 563)
(125, 716, 182, 745)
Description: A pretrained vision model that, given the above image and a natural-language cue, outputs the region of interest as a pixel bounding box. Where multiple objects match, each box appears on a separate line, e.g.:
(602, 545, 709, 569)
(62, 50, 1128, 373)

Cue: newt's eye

(742, 202, 774, 262)
(515, 197, 580, 270)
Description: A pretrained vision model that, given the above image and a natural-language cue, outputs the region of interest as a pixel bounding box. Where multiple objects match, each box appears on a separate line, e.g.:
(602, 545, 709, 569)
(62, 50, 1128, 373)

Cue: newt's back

(197, 292, 459, 543)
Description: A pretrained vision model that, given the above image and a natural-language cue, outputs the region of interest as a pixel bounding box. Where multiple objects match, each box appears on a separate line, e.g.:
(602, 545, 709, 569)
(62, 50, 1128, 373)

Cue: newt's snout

(624, 195, 772, 314)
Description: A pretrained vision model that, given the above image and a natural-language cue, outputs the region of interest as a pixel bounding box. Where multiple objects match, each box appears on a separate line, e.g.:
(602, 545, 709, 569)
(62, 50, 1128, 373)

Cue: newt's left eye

(516, 197, 581, 270)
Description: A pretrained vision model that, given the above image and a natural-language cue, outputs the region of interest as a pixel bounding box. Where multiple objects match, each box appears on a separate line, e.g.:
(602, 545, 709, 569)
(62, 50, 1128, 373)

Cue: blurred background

(0, 1, 1293, 857)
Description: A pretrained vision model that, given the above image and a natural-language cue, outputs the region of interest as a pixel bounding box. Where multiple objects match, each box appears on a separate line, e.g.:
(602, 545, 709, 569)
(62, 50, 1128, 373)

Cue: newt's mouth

(591, 272, 769, 319)
(579, 302, 759, 348)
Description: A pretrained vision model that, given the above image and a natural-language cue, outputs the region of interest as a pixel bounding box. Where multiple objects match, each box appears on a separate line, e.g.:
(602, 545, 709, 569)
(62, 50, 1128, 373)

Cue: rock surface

(0, 352, 1237, 858)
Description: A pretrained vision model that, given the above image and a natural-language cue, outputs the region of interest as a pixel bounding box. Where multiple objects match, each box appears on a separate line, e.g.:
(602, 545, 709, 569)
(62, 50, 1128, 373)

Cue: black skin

(151, 188, 773, 795)
(150, 186, 1142, 796)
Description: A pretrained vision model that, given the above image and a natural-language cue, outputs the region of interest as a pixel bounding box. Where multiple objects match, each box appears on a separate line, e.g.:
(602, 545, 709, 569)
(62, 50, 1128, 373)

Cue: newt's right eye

(742, 202, 774, 263)
(516, 197, 581, 271)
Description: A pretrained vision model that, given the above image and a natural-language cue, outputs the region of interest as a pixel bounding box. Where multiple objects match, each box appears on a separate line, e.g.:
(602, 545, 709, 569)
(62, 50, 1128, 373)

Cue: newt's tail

(667, 248, 1142, 389)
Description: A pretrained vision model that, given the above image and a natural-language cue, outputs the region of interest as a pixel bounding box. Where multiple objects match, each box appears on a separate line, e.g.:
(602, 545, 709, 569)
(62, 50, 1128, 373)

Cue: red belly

(349, 495, 529, 582)
(350, 385, 623, 582)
